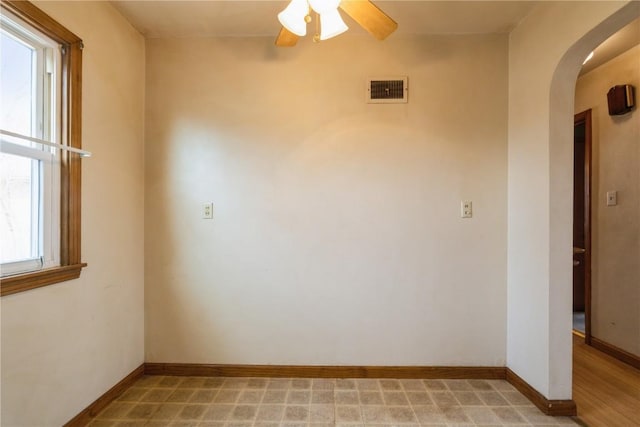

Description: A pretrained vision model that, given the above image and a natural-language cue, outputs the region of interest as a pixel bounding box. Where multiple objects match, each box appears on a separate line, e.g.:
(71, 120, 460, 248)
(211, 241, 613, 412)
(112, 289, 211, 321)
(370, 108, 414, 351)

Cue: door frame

(574, 109, 592, 344)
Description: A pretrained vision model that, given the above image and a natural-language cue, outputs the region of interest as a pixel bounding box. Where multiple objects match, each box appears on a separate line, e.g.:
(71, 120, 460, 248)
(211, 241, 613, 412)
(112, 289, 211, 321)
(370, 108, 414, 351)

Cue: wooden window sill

(1, 263, 87, 297)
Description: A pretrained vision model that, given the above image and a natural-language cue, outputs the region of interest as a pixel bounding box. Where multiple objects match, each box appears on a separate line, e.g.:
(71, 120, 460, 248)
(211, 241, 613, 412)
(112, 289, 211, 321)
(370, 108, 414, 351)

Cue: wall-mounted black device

(607, 85, 635, 116)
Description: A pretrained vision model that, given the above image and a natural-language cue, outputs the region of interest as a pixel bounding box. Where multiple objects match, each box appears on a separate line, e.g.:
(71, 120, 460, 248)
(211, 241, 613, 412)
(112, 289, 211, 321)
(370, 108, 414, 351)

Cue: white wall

(575, 44, 640, 356)
(0, 2, 145, 425)
(507, 0, 637, 400)
(145, 34, 508, 366)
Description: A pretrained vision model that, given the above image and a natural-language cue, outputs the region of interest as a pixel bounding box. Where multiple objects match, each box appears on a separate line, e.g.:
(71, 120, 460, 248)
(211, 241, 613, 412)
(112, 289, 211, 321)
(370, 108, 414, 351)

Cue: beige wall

(575, 44, 640, 356)
(2, 4, 635, 421)
(0, 2, 145, 425)
(145, 34, 508, 366)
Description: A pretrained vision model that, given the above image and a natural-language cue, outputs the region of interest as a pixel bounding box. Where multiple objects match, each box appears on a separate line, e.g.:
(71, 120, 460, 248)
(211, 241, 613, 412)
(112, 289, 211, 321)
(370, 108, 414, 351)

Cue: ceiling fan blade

(275, 27, 299, 47)
(339, 0, 398, 41)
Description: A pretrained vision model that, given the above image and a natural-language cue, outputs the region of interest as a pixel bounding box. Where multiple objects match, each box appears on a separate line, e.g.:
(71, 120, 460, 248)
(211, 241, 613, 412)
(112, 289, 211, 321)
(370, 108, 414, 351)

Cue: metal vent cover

(367, 77, 408, 103)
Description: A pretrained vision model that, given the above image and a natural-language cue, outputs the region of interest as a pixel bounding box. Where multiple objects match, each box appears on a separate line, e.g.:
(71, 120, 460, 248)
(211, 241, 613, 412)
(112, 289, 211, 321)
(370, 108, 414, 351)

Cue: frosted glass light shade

(319, 8, 348, 40)
(278, 0, 309, 36)
(308, 0, 341, 14)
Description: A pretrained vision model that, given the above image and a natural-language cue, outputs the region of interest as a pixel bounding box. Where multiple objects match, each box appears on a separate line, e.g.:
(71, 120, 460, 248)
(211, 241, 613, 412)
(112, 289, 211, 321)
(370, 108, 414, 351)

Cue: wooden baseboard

(65, 363, 579, 424)
(506, 368, 577, 416)
(144, 363, 506, 379)
(64, 364, 144, 427)
(590, 336, 640, 370)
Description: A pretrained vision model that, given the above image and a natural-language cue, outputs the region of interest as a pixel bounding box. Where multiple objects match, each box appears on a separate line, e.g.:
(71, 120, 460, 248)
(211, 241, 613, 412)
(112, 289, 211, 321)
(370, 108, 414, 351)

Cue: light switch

(202, 202, 214, 219)
(606, 191, 617, 206)
(461, 201, 472, 218)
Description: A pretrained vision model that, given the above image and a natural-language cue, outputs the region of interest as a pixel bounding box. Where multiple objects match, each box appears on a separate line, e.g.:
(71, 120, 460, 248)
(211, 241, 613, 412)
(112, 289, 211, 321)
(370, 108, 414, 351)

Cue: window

(1, 11, 61, 276)
(0, 1, 85, 296)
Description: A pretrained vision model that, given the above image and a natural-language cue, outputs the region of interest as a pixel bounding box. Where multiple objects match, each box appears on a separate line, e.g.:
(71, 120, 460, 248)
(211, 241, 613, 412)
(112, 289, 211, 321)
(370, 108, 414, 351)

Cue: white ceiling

(109, 0, 638, 73)
(109, 1, 538, 38)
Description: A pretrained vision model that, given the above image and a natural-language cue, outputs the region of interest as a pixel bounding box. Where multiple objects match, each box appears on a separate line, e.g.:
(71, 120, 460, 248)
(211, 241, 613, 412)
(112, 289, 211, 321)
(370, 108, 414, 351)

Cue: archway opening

(507, 0, 639, 410)
(547, 0, 639, 412)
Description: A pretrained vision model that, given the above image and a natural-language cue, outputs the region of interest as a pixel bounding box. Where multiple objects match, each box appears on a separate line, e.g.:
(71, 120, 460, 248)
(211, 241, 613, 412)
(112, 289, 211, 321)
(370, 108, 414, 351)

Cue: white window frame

(1, 10, 61, 277)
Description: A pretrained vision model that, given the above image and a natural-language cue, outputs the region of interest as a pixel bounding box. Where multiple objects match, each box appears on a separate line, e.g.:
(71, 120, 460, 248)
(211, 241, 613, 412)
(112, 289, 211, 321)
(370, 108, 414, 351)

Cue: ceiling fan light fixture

(278, 0, 309, 37)
(275, 0, 397, 47)
(319, 8, 348, 40)
(308, 0, 342, 14)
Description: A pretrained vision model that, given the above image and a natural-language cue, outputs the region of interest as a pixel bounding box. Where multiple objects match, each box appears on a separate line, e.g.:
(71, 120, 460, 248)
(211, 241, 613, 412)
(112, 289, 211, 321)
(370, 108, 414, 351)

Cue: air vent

(367, 77, 408, 104)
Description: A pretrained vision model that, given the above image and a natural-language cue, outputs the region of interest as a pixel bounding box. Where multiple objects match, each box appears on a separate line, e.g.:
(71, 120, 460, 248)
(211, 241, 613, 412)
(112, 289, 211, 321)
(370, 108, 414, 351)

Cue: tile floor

(89, 376, 578, 426)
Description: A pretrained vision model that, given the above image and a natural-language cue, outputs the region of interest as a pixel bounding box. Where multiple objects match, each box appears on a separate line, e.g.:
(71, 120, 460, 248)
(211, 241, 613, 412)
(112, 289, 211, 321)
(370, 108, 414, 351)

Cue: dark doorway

(573, 109, 592, 342)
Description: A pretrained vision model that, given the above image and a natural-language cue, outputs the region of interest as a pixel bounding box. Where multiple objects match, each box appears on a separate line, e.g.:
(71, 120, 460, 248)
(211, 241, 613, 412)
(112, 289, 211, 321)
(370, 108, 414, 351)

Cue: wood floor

(573, 334, 640, 426)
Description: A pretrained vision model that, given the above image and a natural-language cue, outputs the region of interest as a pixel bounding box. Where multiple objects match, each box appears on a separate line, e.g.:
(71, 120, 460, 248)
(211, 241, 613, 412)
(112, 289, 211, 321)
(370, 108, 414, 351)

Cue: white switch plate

(202, 202, 214, 219)
(461, 201, 472, 218)
(606, 191, 617, 206)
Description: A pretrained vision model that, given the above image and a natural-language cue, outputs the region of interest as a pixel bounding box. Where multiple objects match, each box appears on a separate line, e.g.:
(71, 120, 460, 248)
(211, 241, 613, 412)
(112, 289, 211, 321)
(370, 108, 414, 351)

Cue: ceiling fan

(275, 0, 398, 47)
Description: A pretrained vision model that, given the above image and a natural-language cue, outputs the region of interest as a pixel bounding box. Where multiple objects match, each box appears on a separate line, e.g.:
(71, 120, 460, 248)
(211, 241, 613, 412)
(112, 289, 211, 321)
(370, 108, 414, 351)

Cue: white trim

(0, 129, 91, 157)
(31, 157, 41, 260)
(42, 146, 60, 269)
(0, 258, 44, 277)
(0, 138, 54, 161)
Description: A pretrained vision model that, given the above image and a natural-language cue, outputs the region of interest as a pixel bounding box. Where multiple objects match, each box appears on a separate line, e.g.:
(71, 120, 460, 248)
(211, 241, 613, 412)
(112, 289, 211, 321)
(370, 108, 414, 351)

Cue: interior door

(573, 120, 586, 311)
(573, 110, 592, 339)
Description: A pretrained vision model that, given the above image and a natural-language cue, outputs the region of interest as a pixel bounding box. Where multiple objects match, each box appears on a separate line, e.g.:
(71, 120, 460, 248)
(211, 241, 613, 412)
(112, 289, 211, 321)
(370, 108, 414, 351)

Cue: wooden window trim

(0, 0, 86, 297)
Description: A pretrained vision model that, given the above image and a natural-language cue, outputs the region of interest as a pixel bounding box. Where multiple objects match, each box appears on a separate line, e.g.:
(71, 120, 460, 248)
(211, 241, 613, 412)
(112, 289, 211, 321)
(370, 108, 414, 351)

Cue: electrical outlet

(461, 201, 472, 218)
(202, 202, 213, 219)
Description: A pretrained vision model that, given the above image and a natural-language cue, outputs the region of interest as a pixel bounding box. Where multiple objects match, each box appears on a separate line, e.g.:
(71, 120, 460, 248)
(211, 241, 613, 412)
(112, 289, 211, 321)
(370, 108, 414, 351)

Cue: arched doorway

(507, 0, 639, 409)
